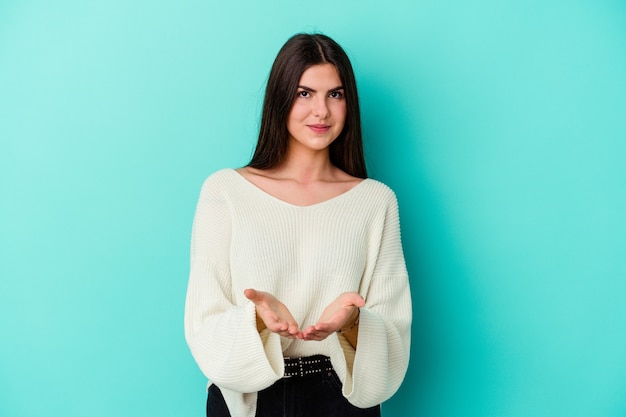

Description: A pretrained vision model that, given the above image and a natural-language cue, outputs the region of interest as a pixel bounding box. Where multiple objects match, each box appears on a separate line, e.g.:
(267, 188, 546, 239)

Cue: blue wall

(1, 1, 625, 416)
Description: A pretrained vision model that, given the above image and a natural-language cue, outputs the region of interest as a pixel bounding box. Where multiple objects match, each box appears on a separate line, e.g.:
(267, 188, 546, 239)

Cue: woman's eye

(298, 91, 310, 98)
(330, 91, 344, 99)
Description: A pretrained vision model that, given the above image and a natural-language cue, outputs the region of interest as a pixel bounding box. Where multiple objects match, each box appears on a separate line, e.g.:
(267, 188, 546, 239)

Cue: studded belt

(283, 355, 333, 378)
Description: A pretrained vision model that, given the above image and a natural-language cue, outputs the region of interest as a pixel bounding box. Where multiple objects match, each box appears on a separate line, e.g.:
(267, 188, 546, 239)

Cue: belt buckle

(283, 356, 328, 378)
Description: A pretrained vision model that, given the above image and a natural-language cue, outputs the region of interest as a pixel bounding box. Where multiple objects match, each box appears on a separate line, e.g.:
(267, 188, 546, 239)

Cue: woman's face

(286, 64, 347, 154)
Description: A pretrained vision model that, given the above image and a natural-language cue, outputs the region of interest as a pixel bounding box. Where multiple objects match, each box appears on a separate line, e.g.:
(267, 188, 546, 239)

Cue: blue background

(1, 1, 625, 416)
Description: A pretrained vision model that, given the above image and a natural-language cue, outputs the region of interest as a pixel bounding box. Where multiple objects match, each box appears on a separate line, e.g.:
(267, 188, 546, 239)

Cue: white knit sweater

(184, 169, 411, 417)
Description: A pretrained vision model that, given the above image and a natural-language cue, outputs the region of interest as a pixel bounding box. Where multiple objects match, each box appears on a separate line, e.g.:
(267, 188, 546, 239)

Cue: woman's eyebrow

(297, 85, 345, 93)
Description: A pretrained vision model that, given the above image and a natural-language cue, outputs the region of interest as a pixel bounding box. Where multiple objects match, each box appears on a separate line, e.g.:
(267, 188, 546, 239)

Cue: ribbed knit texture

(184, 169, 412, 417)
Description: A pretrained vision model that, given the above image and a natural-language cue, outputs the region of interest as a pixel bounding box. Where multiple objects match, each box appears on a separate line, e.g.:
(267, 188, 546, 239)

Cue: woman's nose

(312, 97, 330, 119)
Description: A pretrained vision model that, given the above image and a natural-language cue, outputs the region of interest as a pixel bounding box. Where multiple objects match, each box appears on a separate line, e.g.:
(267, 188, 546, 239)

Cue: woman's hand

(301, 292, 365, 342)
(244, 289, 303, 339)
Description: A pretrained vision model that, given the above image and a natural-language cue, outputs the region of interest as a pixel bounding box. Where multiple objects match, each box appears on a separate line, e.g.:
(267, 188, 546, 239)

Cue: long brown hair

(248, 33, 367, 178)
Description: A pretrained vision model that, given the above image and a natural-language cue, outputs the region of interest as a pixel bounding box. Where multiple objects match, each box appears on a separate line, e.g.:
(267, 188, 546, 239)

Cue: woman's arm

(344, 189, 412, 407)
(184, 174, 285, 392)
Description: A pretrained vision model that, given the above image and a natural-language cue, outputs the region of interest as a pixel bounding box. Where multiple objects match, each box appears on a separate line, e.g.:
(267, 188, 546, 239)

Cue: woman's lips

(308, 124, 330, 134)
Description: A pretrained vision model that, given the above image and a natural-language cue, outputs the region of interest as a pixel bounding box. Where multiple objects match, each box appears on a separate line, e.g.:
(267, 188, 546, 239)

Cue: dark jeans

(207, 371, 381, 417)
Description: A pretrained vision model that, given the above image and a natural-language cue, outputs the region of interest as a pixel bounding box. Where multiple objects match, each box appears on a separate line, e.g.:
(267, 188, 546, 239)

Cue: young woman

(185, 33, 412, 417)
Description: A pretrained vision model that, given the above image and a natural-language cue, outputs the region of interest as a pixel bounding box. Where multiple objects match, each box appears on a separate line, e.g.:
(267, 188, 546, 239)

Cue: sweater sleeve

(184, 175, 284, 393)
(344, 191, 412, 408)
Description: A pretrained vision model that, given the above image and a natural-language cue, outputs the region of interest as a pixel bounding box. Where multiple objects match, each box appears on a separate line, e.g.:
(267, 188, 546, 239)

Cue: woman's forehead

(298, 64, 343, 89)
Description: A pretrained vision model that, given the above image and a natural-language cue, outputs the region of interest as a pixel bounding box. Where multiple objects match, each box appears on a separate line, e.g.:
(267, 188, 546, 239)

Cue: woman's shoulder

(197, 168, 241, 195)
(336, 177, 398, 216)
(362, 177, 398, 201)
(202, 167, 238, 184)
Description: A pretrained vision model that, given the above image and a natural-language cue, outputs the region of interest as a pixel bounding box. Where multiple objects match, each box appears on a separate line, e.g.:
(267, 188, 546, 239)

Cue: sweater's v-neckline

(228, 168, 369, 208)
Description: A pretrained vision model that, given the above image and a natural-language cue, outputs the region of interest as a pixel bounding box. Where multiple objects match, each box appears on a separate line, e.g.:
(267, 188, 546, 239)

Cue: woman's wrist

(255, 311, 267, 332)
(337, 308, 360, 334)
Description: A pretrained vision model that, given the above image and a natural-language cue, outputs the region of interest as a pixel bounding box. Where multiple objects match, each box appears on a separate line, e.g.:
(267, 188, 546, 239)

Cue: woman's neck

(274, 148, 337, 184)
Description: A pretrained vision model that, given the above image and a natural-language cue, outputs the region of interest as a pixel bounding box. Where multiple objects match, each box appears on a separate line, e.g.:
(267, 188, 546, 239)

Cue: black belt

(283, 355, 333, 378)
